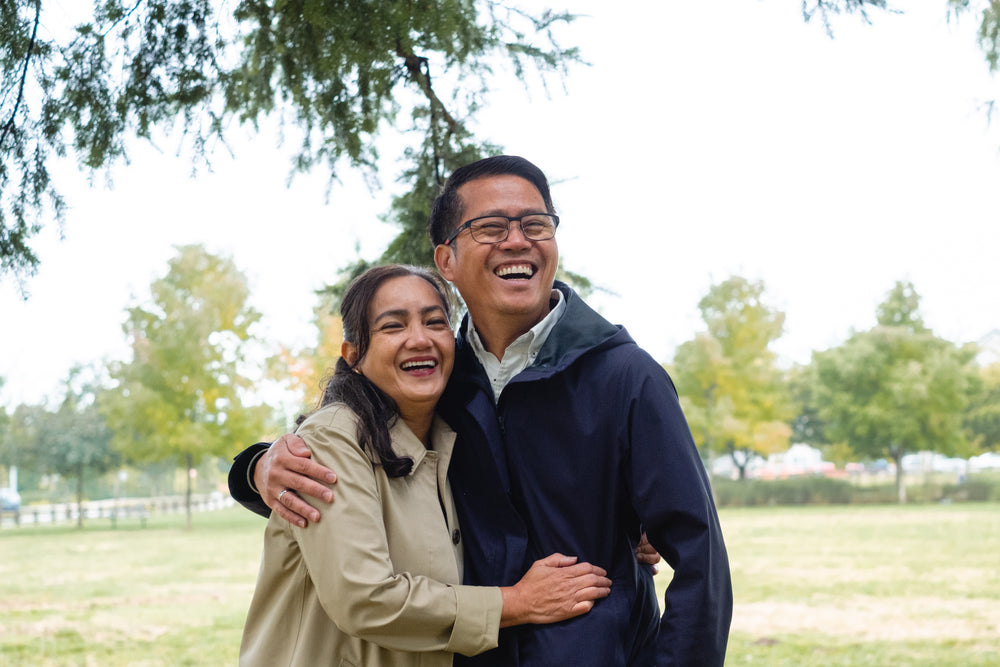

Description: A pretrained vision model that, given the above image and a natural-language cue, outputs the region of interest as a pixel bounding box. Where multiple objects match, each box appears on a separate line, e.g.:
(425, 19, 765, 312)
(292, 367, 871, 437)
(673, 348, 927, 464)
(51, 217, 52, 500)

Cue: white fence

(0, 492, 234, 528)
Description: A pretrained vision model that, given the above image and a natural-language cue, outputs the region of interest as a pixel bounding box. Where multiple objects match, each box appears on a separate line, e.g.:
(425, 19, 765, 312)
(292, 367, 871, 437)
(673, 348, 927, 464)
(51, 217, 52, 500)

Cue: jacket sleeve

(227, 442, 272, 518)
(625, 351, 734, 666)
(291, 414, 502, 656)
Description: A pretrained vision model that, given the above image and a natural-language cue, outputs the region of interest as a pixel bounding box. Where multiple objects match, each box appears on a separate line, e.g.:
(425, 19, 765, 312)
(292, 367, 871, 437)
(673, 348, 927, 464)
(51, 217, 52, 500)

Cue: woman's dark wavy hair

(300, 264, 452, 478)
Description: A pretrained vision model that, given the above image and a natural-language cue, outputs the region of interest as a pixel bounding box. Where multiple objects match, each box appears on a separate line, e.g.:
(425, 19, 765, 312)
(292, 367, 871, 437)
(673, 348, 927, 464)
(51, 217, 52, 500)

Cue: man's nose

(500, 221, 532, 247)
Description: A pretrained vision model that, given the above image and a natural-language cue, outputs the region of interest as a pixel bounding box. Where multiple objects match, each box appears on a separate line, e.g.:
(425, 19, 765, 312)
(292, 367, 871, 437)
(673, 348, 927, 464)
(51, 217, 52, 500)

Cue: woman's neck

(400, 411, 435, 448)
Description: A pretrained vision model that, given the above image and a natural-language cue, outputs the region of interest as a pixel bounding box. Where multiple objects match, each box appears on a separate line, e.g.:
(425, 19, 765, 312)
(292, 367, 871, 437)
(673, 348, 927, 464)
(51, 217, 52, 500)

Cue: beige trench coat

(240, 404, 502, 666)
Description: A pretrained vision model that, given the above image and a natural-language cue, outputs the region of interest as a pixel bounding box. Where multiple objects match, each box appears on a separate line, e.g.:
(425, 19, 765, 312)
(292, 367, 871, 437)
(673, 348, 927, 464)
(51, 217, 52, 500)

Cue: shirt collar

(465, 288, 565, 365)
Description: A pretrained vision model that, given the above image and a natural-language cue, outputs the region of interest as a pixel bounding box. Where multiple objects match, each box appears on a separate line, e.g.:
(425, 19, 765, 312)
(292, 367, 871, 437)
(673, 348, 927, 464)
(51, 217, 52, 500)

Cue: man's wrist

(246, 449, 267, 495)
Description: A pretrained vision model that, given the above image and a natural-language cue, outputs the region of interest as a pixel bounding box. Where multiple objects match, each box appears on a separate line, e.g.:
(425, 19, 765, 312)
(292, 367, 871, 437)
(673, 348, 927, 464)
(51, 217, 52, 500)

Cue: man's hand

(636, 532, 662, 574)
(257, 434, 337, 528)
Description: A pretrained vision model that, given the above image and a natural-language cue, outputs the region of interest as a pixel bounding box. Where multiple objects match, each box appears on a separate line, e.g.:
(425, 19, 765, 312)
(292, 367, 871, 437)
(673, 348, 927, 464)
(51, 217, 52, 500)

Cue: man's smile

(495, 263, 536, 280)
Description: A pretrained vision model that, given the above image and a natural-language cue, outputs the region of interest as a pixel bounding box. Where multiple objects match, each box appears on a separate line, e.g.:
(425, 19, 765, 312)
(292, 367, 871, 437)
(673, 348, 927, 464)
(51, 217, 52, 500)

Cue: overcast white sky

(2, 1, 999, 408)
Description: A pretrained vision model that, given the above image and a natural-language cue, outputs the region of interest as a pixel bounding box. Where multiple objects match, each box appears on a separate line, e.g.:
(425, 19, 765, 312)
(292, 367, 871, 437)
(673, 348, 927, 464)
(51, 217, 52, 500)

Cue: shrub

(710, 473, 1000, 507)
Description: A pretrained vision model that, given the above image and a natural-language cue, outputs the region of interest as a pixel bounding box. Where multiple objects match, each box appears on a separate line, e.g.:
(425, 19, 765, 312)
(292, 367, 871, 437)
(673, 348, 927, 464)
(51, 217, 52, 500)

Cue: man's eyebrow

(475, 208, 547, 218)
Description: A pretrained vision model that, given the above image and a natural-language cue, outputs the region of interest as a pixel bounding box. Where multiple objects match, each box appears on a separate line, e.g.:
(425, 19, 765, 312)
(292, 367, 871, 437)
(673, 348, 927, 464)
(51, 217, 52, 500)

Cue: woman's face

(345, 275, 455, 418)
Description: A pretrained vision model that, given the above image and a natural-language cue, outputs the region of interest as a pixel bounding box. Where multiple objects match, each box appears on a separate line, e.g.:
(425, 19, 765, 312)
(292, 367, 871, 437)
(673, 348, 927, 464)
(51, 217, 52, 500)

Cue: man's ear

(434, 244, 455, 281)
(341, 341, 358, 367)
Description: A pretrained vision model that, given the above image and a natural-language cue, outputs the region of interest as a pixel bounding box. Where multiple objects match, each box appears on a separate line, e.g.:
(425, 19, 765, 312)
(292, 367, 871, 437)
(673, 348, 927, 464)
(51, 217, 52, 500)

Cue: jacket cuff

(447, 585, 502, 656)
(227, 442, 272, 518)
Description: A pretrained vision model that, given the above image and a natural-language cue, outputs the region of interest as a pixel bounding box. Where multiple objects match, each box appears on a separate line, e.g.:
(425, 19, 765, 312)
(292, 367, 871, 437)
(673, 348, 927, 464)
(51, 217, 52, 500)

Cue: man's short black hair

(428, 155, 556, 247)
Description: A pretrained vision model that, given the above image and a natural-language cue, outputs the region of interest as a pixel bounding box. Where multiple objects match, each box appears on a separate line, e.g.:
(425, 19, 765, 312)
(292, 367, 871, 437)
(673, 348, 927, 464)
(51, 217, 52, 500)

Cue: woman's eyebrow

(372, 308, 407, 323)
(373, 305, 445, 322)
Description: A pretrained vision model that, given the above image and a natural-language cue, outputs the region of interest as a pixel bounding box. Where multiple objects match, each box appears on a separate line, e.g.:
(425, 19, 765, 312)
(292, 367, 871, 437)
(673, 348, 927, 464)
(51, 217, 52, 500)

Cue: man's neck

(468, 289, 562, 360)
(473, 314, 542, 361)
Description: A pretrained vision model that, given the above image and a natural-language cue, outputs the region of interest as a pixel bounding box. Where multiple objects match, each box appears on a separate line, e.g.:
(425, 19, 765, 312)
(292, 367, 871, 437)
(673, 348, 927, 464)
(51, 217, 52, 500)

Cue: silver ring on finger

(278, 488, 291, 502)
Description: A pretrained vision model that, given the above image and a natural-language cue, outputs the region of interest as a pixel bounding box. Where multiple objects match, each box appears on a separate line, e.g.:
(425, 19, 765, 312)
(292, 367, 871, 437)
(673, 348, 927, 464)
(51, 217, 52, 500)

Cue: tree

(948, 1, 1000, 73)
(6, 2, 1000, 284)
(101, 244, 271, 528)
(787, 363, 826, 446)
(670, 276, 794, 479)
(965, 362, 1000, 453)
(272, 293, 345, 415)
(0, 0, 581, 282)
(1, 402, 46, 479)
(0, 378, 10, 474)
(803, 0, 896, 35)
(811, 281, 980, 502)
(37, 367, 118, 528)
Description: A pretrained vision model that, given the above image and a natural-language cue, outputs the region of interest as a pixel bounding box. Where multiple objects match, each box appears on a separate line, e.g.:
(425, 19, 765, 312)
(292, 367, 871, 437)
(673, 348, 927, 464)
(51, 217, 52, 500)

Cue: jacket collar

(384, 414, 457, 476)
(450, 281, 626, 388)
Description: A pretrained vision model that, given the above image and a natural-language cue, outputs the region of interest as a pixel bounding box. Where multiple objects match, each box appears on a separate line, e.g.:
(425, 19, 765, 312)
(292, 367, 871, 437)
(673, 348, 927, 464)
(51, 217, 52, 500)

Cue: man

(230, 156, 733, 665)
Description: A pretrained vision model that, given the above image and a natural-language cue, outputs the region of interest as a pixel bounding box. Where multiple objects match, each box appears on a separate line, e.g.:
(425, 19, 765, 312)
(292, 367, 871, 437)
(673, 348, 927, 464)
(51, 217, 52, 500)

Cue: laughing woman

(240, 265, 610, 667)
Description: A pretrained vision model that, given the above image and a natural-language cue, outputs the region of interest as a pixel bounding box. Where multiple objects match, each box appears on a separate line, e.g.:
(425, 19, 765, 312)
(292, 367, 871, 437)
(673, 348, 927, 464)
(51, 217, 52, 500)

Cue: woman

(240, 264, 611, 666)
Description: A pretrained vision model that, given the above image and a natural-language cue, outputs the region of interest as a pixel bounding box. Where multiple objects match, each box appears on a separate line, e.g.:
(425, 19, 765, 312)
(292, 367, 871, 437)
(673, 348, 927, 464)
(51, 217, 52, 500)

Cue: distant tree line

(668, 277, 999, 504)
(1, 247, 997, 523)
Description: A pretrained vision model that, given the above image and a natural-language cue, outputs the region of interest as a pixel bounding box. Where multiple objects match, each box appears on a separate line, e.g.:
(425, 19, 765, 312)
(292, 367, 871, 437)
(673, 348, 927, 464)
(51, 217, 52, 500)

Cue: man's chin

(493, 292, 550, 316)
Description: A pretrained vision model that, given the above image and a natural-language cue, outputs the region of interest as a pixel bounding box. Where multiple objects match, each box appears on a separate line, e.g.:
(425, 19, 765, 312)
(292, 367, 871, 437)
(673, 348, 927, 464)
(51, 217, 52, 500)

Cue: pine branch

(1, 0, 41, 152)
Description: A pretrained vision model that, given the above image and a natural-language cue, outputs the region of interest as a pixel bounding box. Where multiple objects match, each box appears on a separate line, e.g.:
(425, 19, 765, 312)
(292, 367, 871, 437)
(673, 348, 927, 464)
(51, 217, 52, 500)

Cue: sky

(2, 1, 999, 408)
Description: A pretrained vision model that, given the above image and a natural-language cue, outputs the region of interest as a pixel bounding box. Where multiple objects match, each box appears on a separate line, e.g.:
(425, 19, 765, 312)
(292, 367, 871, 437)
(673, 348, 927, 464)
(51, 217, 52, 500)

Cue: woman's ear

(341, 341, 358, 367)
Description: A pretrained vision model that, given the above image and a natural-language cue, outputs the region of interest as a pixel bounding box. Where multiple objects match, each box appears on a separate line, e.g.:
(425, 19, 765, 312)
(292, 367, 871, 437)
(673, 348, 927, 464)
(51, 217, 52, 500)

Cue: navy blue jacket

(229, 283, 732, 665)
(440, 283, 732, 666)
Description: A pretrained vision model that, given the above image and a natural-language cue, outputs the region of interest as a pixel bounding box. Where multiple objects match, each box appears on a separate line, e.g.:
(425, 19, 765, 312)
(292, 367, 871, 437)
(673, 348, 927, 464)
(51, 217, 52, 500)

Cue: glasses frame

(443, 213, 560, 246)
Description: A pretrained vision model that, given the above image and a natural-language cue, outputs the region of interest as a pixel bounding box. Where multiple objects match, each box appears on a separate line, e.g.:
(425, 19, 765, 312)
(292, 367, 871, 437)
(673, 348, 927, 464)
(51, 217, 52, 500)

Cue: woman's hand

(257, 434, 338, 528)
(635, 532, 662, 574)
(499, 553, 612, 627)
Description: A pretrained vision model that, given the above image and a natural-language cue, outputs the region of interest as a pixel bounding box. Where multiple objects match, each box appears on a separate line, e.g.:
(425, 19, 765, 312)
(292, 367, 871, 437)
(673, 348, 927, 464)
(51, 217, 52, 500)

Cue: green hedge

(712, 473, 1000, 507)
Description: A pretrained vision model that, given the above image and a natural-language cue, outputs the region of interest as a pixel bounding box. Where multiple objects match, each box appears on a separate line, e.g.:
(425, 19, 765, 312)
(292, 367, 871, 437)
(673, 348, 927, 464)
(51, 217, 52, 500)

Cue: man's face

(434, 174, 559, 334)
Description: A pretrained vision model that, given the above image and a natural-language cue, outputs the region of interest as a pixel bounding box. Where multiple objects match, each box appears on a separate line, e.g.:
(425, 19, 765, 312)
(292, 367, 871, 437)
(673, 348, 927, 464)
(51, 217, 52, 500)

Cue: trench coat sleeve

(291, 414, 503, 656)
(228, 442, 272, 518)
(626, 353, 734, 666)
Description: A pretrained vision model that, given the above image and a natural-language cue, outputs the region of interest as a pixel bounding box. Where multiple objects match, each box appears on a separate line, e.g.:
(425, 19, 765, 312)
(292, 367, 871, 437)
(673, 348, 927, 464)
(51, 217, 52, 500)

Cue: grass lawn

(1, 502, 998, 665)
(665, 502, 1000, 666)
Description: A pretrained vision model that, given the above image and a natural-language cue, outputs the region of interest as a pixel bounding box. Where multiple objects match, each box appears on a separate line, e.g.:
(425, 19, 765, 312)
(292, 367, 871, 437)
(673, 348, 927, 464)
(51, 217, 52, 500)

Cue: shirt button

(452, 528, 461, 545)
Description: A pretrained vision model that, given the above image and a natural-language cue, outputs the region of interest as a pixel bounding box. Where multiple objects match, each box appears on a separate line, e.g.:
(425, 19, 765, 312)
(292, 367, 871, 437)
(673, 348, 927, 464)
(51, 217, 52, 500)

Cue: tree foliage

(965, 362, 1000, 452)
(950, 0, 1000, 72)
(0, 0, 581, 283)
(5, 2, 1000, 285)
(272, 293, 345, 414)
(0, 367, 116, 525)
(100, 244, 271, 527)
(671, 276, 794, 479)
(38, 368, 118, 527)
(1, 402, 46, 475)
(802, 0, 896, 35)
(811, 281, 980, 502)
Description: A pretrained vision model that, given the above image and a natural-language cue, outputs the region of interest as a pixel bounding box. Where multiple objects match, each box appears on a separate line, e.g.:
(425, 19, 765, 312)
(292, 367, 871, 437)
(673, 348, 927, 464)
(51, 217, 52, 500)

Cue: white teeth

(496, 264, 534, 278)
(401, 360, 436, 370)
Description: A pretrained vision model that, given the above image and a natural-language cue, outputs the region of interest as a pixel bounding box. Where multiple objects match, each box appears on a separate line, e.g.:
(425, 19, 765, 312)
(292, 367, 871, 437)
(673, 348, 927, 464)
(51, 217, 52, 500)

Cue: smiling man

(229, 156, 733, 666)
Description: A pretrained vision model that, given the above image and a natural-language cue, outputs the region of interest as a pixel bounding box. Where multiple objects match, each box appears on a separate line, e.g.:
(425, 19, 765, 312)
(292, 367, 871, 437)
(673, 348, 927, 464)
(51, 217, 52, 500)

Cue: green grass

(2, 503, 999, 665)
(655, 503, 1000, 666)
(0, 507, 264, 667)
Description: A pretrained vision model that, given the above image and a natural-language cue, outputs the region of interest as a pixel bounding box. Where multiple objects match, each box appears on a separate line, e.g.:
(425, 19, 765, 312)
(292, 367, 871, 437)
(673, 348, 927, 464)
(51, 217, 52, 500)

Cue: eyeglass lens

(470, 215, 556, 243)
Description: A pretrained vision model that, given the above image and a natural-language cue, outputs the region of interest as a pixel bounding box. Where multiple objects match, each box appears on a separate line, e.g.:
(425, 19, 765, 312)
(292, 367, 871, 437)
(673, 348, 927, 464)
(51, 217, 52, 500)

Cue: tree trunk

(185, 453, 193, 530)
(891, 446, 906, 504)
(729, 444, 748, 480)
(76, 464, 84, 529)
